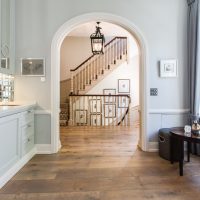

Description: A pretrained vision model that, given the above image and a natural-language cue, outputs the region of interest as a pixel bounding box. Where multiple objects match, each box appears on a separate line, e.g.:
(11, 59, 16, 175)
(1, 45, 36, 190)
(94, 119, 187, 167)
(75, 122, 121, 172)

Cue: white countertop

(0, 101, 37, 118)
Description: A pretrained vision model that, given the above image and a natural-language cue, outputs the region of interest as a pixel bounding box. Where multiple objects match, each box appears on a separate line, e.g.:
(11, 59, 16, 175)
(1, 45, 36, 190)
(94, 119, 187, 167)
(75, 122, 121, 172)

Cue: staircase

(61, 36, 131, 127)
(70, 37, 128, 94)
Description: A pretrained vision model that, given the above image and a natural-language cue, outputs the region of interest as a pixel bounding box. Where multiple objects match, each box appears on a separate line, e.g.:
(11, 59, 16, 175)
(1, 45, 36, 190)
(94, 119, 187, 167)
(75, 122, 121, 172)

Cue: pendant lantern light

(90, 22, 105, 55)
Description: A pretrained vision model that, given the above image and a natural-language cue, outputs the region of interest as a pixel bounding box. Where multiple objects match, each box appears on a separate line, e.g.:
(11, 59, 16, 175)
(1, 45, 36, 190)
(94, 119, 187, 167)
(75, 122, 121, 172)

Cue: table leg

(187, 142, 191, 162)
(179, 140, 184, 176)
(170, 136, 174, 164)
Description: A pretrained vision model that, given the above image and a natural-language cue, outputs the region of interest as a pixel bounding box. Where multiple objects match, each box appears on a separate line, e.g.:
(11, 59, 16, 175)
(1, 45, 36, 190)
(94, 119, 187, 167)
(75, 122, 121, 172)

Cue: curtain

(187, 0, 200, 115)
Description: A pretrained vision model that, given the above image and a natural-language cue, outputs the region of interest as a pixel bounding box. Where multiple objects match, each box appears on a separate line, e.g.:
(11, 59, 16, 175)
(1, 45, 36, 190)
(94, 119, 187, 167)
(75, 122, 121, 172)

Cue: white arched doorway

(51, 12, 149, 153)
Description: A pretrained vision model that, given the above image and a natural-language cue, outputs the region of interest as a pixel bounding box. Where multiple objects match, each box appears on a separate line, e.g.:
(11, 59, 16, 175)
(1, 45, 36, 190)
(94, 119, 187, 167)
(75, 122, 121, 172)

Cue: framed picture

(89, 99, 102, 113)
(21, 58, 45, 76)
(160, 59, 178, 77)
(90, 114, 102, 126)
(118, 95, 129, 108)
(118, 79, 130, 93)
(1, 58, 8, 69)
(104, 104, 116, 118)
(103, 89, 116, 103)
(75, 109, 87, 124)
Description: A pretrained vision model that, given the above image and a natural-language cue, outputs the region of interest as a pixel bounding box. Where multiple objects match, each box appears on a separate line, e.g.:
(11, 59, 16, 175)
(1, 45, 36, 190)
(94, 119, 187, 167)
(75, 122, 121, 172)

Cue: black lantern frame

(90, 22, 105, 55)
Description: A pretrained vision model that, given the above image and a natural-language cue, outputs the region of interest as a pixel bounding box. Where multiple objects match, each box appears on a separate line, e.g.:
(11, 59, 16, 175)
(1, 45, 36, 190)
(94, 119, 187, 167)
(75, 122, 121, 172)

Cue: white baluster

(70, 71, 74, 94)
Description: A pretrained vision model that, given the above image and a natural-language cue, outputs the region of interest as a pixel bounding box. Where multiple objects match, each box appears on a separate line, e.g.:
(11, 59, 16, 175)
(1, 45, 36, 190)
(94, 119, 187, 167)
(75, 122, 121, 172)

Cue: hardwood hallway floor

(1, 125, 200, 200)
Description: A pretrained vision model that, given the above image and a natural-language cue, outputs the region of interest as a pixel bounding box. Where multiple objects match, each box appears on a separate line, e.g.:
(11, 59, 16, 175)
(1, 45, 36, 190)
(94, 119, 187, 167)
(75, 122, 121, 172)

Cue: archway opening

(51, 13, 148, 153)
(59, 21, 141, 152)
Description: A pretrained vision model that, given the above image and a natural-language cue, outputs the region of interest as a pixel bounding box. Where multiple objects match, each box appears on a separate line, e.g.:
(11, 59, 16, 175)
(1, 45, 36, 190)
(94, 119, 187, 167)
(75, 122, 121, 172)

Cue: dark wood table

(170, 127, 200, 176)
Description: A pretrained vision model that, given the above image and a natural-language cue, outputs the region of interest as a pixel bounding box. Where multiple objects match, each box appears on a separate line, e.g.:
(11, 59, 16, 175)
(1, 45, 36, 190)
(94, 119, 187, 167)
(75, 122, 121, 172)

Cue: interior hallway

(1, 124, 200, 200)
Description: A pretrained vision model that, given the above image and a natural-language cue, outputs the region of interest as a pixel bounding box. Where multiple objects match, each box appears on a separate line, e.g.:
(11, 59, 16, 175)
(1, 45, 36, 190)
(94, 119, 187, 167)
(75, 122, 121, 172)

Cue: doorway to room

(51, 13, 148, 153)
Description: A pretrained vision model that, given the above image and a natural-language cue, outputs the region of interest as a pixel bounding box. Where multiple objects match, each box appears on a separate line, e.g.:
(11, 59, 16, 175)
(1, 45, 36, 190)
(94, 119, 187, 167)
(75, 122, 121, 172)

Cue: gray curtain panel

(187, 0, 200, 115)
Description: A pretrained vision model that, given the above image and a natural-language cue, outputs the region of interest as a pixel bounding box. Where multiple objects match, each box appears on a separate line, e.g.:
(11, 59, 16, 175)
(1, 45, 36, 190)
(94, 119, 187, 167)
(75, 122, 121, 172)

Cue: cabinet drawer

(21, 109, 34, 126)
(21, 121, 34, 141)
(21, 134, 34, 156)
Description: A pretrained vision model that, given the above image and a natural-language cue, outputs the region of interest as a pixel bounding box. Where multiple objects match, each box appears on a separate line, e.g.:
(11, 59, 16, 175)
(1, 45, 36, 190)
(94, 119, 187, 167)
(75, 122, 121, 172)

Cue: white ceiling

(68, 21, 131, 37)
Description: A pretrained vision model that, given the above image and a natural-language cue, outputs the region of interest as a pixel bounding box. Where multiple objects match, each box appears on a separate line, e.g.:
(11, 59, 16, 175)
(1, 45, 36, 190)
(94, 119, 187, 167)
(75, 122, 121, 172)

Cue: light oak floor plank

(1, 125, 200, 200)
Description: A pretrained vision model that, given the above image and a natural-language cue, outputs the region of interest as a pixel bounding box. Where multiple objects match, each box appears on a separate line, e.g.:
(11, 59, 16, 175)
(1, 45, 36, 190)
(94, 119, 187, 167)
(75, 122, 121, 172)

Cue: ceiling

(68, 21, 131, 37)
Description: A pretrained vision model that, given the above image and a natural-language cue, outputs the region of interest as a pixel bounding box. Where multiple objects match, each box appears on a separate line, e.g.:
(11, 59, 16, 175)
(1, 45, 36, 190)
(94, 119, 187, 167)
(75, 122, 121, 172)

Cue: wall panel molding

(149, 109, 190, 114)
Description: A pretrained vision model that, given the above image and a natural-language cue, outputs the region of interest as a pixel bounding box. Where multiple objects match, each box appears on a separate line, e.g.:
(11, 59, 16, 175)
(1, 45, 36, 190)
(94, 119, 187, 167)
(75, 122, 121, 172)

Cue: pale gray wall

(14, 0, 188, 144)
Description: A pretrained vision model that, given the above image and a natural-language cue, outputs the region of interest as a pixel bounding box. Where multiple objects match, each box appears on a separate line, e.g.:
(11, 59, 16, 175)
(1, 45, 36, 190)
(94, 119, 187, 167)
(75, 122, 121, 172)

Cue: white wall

(88, 57, 139, 108)
(60, 37, 91, 81)
(14, 0, 188, 146)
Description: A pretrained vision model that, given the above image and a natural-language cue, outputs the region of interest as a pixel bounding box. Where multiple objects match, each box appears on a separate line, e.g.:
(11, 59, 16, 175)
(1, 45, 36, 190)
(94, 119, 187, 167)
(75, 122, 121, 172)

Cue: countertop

(0, 101, 37, 118)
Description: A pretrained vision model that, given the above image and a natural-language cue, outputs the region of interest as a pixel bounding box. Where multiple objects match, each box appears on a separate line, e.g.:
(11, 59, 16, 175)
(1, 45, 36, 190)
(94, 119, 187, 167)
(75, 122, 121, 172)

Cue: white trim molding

(36, 144, 52, 154)
(34, 110, 51, 115)
(148, 142, 159, 152)
(51, 12, 149, 153)
(149, 108, 190, 114)
(0, 147, 37, 189)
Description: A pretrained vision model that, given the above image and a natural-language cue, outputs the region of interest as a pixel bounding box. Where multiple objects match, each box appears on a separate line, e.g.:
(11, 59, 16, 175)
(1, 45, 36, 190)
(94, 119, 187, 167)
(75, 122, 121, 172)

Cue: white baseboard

(0, 147, 37, 189)
(148, 142, 158, 152)
(36, 144, 52, 154)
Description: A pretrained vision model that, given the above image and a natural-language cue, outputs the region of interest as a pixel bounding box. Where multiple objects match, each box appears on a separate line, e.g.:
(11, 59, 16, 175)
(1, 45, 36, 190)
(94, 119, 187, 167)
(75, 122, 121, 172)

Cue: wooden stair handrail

(118, 97, 131, 125)
(70, 36, 127, 72)
(69, 94, 130, 98)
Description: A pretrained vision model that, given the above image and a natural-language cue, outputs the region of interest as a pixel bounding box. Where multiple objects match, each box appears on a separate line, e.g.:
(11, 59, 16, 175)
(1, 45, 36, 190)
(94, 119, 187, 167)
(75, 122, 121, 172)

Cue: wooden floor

(1, 124, 200, 199)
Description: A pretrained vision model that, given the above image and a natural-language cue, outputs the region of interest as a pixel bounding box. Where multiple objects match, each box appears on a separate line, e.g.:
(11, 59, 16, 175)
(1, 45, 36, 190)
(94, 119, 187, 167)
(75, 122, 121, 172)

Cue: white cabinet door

(0, 0, 15, 75)
(0, 113, 20, 175)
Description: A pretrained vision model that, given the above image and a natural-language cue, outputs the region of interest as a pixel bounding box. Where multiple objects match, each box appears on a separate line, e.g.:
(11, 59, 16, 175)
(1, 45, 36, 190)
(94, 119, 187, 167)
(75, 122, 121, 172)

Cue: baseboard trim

(149, 109, 190, 114)
(34, 110, 51, 115)
(148, 142, 158, 152)
(36, 144, 52, 154)
(0, 147, 37, 189)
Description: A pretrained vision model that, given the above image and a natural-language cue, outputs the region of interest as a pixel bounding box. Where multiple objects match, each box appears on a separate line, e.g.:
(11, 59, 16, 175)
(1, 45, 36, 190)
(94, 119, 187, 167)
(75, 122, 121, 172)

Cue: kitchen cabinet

(0, 0, 15, 74)
(0, 113, 20, 175)
(0, 104, 35, 188)
(21, 109, 35, 156)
